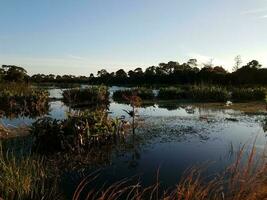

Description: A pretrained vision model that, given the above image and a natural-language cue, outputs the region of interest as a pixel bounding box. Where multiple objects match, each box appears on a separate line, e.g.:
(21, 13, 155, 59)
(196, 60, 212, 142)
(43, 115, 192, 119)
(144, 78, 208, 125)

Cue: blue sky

(0, 0, 266, 75)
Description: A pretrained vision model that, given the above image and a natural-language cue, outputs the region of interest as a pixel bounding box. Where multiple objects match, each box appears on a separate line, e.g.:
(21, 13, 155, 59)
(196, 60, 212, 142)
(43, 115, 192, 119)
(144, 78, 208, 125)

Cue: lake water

(1, 86, 267, 198)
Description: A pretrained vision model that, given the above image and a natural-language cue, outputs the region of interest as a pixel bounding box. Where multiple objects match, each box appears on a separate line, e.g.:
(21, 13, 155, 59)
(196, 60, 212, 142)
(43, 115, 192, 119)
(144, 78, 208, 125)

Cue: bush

(113, 88, 154, 101)
(62, 86, 109, 107)
(231, 88, 266, 101)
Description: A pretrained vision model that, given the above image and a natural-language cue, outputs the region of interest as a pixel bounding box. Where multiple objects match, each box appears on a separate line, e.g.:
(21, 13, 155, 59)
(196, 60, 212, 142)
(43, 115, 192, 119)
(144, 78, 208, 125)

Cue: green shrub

(231, 88, 266, 101)
(62, 86, 109, 107)
(113, 88, 154, 101)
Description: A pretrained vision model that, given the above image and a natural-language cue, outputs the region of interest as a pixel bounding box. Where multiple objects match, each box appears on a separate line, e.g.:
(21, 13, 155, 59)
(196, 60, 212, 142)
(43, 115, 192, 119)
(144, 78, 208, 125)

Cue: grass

(189, 85, 230, 102)
(157, 85, 267, 102)
(157, 87, 188, 100)
(62, 86, 109, 107)
(0, 144, 62, 200)
(157, 85, 230, 102)
(31, 110, 127, 153)
(113, 88, 154, 101)
(0, 83, 49, 118)
(231, 88, 266, 101)
(73, 143, 267, 200)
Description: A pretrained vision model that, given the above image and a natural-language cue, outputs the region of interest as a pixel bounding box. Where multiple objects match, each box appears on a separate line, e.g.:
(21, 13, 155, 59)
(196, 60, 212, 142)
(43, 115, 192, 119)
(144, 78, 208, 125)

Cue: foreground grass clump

(231, 88, 266, 101)
(62, 86, 109, 107)
(31, 110, 126, 153)
(0, 146, 62, 200)
(73, 143, 267, 200)
(113, 88, 154, 101)
(0, 83, 49, 118)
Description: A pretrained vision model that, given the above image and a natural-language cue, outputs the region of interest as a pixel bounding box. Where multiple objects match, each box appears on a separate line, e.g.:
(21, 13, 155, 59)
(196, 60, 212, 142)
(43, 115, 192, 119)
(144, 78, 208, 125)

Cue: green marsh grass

(62, 86, 109, 107)
(231, 88, 266, 101)
(0, 144, 62, 200)
(113, 88, 154, 101)
(0, 83, 49, 118)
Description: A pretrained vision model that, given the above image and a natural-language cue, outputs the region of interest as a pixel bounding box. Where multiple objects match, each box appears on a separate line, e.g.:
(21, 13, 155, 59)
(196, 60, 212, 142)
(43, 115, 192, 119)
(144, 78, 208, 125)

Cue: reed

(231, 88, 266, 101)
(157, 87, 188, 100)
(0, 144, 62, 200)
(62, 86, 109, 107)
(0, 83, 49, 118)
(113, 88, 154, 101)
(31, 110, 127, 153)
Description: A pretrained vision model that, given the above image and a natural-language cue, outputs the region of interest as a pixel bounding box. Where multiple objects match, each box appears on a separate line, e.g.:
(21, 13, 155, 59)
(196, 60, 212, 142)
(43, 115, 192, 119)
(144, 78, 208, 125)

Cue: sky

(0, 0, 267, 75)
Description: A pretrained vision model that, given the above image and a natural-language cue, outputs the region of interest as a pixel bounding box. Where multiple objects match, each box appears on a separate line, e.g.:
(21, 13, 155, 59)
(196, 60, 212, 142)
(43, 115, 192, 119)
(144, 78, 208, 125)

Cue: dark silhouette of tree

(1, 58, 264, 86)
(1, 65, 28, 82)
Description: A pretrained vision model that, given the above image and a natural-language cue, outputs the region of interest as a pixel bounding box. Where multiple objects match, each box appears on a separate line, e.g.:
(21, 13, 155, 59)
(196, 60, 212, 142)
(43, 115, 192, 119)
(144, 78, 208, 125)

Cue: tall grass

(0, 144, 62, 200)
(0, 83, 49, 118)
(231, 88, 266, 101)
(157, 85, 266, 102)
(158, 85, 230, 102)
(73, 143, 267, 200)
(113, 88, 154, 101)
(31, 110, 127, 153)
(189, 85, 230, 102)
(62, 86, 109, 107)
(157, 87, 188, 100)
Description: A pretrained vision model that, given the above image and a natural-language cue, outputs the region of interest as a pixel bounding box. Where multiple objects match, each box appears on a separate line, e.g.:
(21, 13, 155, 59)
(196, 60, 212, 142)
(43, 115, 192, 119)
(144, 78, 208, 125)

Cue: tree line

(1, 58, 267, 85)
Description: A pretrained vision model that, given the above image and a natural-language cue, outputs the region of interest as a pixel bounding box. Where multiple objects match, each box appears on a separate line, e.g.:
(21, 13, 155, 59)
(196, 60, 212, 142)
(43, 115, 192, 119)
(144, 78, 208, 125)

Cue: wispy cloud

(241, 8, 267, 15)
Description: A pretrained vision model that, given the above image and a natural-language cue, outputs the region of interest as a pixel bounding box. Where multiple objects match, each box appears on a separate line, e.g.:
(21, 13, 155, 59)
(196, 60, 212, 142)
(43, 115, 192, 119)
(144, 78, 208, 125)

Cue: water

(1, 86, 267, 198)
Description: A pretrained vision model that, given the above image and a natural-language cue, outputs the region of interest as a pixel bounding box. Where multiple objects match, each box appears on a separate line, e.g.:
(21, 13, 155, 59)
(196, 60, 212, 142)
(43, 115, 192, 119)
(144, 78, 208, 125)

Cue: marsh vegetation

(1, 66, 267, 199)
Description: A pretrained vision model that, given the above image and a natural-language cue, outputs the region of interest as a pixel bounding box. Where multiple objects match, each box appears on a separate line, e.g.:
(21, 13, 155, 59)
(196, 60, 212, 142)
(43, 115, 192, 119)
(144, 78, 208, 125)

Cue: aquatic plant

(0, 145, 62, 200)
(231, 88, 266, 101)
(0, 83, 49, 118)
(113, 88, 154, 101)
(62, 86, 109, 107)
(122, 94, 142, 135)
(31, 110, 127, 153)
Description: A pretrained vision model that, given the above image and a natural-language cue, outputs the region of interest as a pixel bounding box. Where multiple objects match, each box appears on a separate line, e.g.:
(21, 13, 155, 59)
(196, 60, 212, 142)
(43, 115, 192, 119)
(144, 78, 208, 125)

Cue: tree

(2, 65, 28, 82)
(244, 60, 262, 69)
(187, 59, 198, 68)
(233, 55, 242, 72)
(97, 69, 109, 78)
(115, 69, 127, 79)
